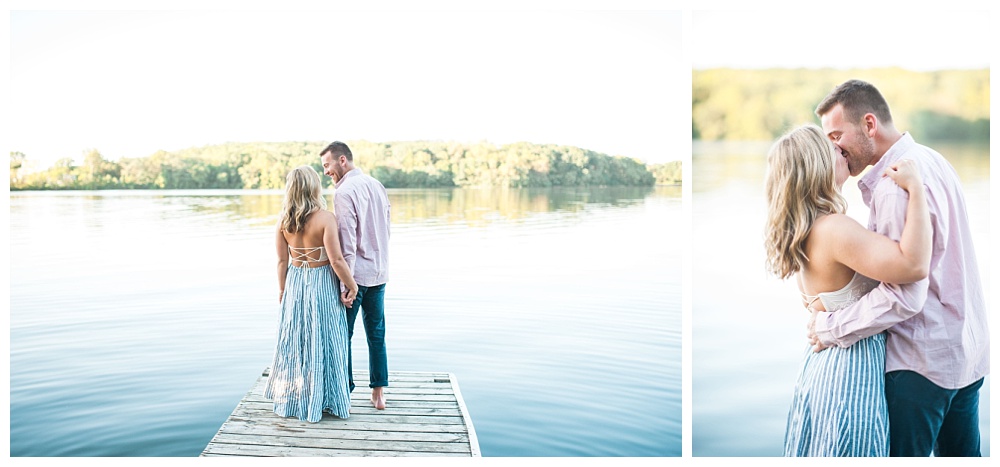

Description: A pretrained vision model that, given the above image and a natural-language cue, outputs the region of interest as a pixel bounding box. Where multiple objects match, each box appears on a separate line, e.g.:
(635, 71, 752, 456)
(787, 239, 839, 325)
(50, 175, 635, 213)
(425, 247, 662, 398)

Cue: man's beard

(845, 130, 876, 176)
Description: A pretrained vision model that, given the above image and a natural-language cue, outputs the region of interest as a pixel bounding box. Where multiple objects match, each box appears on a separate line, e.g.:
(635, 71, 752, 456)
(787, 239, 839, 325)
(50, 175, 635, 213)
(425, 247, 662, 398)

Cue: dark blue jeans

(346, 283, 388, 391)
(885, 370, 984, 457)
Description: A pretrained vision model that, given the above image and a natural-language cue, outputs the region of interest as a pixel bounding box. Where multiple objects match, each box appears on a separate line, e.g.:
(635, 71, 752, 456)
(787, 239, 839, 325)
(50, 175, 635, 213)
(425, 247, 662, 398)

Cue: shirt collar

(334, 167, 362, 189)
(857, 132, 914, 206)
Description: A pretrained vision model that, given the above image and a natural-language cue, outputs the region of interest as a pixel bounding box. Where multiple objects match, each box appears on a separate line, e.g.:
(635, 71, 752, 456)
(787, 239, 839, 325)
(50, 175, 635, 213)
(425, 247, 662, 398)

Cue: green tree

(11, 140, 666, 190)
(650, 161, 682, 185)
(80, 149, 121, 189)
(10, 151, 26, 188)
(693, 68, 990, 143)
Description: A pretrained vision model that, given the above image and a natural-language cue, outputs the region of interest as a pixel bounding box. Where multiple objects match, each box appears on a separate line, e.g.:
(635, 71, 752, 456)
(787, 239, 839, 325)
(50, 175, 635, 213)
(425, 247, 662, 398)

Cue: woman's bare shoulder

(810, 213, 874, 257)
(808, 213, 862, 250)
(812, 213, 861, 234)
(312, 209, 334, 220)
(307, 209, 336, 231)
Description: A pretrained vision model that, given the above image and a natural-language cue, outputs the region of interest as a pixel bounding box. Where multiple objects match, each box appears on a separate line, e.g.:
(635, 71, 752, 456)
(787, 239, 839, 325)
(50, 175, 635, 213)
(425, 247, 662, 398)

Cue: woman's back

(284, 210, 334, 268)
(805, 272, 881, 312)
(798, 214, 858, 310)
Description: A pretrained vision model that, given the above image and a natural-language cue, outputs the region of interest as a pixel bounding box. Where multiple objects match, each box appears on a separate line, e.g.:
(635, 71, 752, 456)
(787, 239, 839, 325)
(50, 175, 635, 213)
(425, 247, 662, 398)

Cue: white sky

(3, 1, 995, 169)
(692, 8, 994, 70)
(6, 3, 686, 168)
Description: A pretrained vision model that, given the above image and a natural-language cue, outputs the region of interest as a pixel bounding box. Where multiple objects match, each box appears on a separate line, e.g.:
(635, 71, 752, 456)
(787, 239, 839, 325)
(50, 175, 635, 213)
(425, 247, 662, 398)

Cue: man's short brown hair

(815, 79, 894, 125)
(320, 141, 353, 162)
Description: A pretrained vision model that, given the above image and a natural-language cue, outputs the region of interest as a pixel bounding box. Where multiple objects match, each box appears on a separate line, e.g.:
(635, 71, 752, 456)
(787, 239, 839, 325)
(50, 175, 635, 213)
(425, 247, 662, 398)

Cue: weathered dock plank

(202, 369, 480, 457)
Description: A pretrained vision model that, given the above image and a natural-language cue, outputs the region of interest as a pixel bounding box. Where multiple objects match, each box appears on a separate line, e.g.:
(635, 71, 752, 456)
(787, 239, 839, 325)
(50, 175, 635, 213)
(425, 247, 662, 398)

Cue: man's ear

(863, 113, 878, 137)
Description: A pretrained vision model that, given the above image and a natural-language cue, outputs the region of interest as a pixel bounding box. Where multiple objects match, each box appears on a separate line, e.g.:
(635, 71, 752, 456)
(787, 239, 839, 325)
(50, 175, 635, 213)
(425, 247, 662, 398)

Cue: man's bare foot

(371, 387, 386, 410)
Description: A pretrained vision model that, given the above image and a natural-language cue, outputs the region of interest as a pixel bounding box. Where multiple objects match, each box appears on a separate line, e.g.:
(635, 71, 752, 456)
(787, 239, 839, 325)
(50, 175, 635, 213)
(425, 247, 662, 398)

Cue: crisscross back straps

(288, 245, 329, 267)
(800, 291, 821, 311)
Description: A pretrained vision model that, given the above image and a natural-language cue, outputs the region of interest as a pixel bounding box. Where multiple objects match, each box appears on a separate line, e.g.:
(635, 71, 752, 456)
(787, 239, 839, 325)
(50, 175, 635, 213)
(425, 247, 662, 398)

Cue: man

(320, 141, 391, 410)
(808, 79, 989, 456)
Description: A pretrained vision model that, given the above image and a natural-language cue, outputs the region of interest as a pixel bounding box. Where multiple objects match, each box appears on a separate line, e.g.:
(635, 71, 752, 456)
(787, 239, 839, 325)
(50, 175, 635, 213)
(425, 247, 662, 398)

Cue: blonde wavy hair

(764, 124, 848, 279)
(279, 166, 327, 233)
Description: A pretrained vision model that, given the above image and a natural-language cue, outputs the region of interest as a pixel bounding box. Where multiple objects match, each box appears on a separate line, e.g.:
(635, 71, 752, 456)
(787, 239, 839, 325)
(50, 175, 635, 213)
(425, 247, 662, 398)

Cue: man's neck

(335, 166, 358, 188)
(870, 127, 904, 167)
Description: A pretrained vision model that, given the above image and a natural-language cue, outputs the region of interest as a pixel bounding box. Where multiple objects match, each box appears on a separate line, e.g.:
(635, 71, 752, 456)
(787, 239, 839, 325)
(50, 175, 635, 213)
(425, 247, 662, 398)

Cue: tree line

(10, 141, 682, 191)
(693, 68, 989, 142)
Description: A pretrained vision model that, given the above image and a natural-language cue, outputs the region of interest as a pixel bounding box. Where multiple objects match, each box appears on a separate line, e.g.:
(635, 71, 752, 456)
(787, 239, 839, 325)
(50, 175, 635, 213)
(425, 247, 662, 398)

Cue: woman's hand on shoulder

(883, 159, 923, 193)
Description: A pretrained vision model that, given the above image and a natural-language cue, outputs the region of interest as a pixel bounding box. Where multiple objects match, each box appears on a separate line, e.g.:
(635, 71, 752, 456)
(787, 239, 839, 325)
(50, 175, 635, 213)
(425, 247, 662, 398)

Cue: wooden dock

(201, 369, 480, 457)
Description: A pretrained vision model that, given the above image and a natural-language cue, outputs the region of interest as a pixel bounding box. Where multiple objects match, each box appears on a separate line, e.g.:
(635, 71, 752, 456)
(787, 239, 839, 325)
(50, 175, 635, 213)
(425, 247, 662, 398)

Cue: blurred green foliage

(649, 161, 682, 186)
(10, 140, 677, 190)
(693, 68, 989, 142)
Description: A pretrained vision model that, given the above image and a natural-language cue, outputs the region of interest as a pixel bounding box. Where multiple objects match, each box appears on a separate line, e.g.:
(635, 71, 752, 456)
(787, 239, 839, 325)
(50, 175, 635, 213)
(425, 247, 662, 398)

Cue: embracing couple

(262, 141, 391, 423)
(765, 80, 989, 457)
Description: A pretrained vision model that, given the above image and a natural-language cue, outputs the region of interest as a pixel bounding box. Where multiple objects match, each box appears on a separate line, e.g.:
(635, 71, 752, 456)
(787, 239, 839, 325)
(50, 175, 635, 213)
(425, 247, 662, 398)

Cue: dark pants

(346, 283, 388, 391)
(885, 370, 983, 457)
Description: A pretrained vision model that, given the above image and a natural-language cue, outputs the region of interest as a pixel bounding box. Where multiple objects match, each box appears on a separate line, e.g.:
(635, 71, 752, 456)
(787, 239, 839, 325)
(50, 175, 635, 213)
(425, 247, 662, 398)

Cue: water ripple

(10, 188, 681, 457)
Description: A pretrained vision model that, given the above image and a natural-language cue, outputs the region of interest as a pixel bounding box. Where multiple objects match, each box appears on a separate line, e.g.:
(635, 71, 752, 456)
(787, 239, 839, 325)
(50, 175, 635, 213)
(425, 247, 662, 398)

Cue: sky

(7, 4, 686, 169)
(692, 9, 994, 71)
(4, 2, 995, 170)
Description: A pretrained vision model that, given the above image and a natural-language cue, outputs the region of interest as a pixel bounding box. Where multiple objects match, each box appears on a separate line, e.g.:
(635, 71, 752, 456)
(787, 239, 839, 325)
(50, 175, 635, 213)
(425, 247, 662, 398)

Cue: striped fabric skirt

(783, 333, 889, 456)
(264, 265, 352, 422)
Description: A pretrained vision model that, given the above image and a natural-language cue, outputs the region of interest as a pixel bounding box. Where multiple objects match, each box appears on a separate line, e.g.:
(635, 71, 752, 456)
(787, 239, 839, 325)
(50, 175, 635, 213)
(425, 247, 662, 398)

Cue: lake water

(9, 186, 682, 457)
(691, 140, 992, 456)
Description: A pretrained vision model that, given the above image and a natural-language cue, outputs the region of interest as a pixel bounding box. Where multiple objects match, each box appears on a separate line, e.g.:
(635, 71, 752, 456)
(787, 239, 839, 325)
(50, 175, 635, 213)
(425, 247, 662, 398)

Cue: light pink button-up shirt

(814, 133, 989, 389)
(333, 168, 391, 287)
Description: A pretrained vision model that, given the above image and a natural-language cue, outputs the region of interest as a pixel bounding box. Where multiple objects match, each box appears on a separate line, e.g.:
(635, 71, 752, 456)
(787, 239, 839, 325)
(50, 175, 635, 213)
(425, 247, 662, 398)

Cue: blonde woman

(264, 166, 359, 422)
(763, 124, 931, 456)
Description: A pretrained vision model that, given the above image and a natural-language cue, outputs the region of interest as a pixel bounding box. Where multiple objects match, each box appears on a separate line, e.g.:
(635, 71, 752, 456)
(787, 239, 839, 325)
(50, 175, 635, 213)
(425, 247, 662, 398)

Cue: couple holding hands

(263, 141, 391, 422)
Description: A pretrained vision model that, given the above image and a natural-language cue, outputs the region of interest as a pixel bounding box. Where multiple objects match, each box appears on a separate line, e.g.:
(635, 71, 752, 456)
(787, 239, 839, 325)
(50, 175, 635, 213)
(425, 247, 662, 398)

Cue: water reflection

(386, 186, 658, 224)
(9, 186, 682, 457)
(693, 140, 991, 192)
(89, 185, 672, 227)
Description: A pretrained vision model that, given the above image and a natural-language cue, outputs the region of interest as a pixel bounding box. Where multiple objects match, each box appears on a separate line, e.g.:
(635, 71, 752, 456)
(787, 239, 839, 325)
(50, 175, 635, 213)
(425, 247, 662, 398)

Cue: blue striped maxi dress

(783, 273, 889, 457)
(264, 262, 352, 422)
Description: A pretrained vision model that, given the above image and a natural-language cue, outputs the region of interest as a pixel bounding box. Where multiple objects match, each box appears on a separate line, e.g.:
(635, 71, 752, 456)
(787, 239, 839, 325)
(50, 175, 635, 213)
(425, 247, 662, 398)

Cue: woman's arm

(275, 225, 289, 303)
(322, 213, 359, 306)
(821, 160, 931, 284)
(883, 159, 932, 280)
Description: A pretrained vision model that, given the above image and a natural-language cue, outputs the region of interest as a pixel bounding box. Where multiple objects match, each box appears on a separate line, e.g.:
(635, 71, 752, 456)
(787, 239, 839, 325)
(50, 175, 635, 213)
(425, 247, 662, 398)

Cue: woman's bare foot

(371, 387, 386, 410)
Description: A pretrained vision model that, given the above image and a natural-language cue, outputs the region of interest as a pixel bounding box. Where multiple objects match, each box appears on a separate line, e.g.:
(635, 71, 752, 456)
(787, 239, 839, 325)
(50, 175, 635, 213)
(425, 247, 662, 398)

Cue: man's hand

(341, 286, 358, 307)
(807, 309, 831, 353)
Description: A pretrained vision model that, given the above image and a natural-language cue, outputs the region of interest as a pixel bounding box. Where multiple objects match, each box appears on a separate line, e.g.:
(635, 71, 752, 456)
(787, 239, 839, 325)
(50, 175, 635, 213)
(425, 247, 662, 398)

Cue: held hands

(883, 159, 923, 193)
(341, 285, 358, 307)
